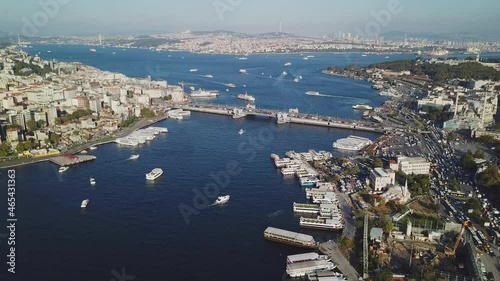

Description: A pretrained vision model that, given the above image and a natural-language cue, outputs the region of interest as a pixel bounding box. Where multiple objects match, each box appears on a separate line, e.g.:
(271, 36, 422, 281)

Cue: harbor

(50, 154, 97, 167)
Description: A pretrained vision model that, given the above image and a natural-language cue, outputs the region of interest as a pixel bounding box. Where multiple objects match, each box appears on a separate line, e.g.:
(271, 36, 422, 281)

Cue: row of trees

(12, 61, 54, 76)
(460, 149, 485, 171)
(368, 59, 500, 82)
(55, 109, 94, 125)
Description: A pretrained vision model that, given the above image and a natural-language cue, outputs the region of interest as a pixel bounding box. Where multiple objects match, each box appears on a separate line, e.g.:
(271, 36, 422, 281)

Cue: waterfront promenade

(0, 114, 169, 169)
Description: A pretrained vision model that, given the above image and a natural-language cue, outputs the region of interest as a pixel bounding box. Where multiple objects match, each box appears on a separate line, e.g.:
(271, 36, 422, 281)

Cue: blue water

(3, 45, 497, 280)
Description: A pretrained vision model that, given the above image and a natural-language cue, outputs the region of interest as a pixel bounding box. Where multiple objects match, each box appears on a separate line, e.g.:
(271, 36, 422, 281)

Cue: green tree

(474, 149, 485, 159)
(26, 120, 37, 131)
(477, 164, 500, 189)
(449, 177, 461, 192)
(373, 268, 393, 281)
(0, 142, 11, 156)
(36, 119, 46, 128)
(461, 150, 477, 171)
(49, 132, 60, 145)
(374, 158, 383, 168)
(141, 108, 155, 118)
(381, 217, 393, 234)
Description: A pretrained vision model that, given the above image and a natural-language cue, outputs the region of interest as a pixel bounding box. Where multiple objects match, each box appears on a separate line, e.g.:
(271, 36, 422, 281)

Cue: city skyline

(0, 0, 499, 37)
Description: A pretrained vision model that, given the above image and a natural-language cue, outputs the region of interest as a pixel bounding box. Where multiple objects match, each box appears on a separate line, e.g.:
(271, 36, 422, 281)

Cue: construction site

(365, 217, 493, 281)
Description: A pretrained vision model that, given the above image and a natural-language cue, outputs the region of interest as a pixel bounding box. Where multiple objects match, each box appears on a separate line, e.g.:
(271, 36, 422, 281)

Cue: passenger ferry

(352, 104, 373, 110)
(299, 217, 344, 230)
(237, 93, 255, 102)
(263, 227, 319, 248)
(300, 177, 319, 187)
(305, 91, 320, 96)
(146, 168, 163, 180)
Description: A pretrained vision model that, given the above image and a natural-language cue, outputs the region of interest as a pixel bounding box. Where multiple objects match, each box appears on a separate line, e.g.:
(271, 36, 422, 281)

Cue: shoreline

(0, 114, 169, 170)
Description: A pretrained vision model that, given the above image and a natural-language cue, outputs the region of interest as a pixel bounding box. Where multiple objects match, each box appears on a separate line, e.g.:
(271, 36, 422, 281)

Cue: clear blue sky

(1, 0, 499, 36)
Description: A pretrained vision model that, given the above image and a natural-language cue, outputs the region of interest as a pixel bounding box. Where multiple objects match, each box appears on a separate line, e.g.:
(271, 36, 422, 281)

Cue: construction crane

(445, 221, 469, 257)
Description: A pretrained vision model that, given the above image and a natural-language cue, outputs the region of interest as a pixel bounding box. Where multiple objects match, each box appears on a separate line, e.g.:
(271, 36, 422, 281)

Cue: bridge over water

(179, 104, 390, 133)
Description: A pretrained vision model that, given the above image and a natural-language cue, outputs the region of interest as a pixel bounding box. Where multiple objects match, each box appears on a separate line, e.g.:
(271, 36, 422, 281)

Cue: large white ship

(299, 217, 344, 230)
(146, 168, 163, 180)
(286, 259, 336, 277)
(190, 89, 219, 98)
(237, 93, 255, 102)
(332, 135, 372, 151)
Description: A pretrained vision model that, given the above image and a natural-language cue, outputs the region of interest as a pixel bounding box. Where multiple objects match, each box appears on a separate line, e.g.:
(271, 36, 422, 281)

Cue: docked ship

(299, 217, 344, 230)
(286, 255, 336, 277)
(287, 253, 330, 265)
(305, 91, 320, 96)
(190, 89, 219, 98)
(146, 168, 163, 180)
(81, 199, 89, 208)
(215, 195, 230, 204)
(270, 153, 279, 161)
(239, 69, 247, 74)
(332, 135, 373, 151)
(59, 166, 69, 173)
(352, 104, 373, 110)
(263, 227, 319, 248)
(237, 93, 255, 102)
(300, 176, 319, 187)
(428, 49, 449, 56)
(115, 137, 139, 146)
(89, 146, 97, 150)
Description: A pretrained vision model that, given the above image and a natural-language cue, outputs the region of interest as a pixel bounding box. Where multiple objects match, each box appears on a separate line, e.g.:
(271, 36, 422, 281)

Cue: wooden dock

(50, 154, 97, 167)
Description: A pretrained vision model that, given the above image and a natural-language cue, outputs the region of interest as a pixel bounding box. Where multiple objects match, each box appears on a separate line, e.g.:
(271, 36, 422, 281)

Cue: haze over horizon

(1, 0, 499, 38)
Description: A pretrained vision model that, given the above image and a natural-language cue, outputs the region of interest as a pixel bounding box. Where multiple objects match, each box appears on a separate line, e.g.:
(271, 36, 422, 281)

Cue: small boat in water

(81, 199, 89, 208)
(284, 62, 292, 66)
(80, 150, 88, 154)
(59, 166, 69, 173)
(306, 91, 320, 96)
(89, 146, 97, 150)
(239, 129, 245, 135)
(90, 178, 96, 185)
(190, 69, 198, 72)
(204, 74, 213, 78)
(215, 195, 230, 205)
(129, 154, 140, 160)
(146, 168, 163, 180)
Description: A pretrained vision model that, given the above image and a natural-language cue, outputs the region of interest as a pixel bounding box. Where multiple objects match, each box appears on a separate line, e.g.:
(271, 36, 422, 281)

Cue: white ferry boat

(59, 166, 69, 173)
(237, 93, 255, 102)
(284, 62, 292, 66)
(305, 91, 320, 96)
(239, 69, 247, 74)
(238, 129, 245, 135)
(190, 89, 219, 98)
(299, 217, 344, 230)
(300, 177, 319, 187)
(215, 195, 230, 204)
(189, 69, 198, 72)
(281, 167, 296, 176)
(352, 104, 373, 110)
(146, 168, 163, 180)
(286, 259, 336, 277)
(81, 199, 89, 208)
(263, 227, 319, 248)
(203, 74, 213, 78)
(129, 154, 140, 160)
(225, 83, 237, 88)
(89, 48, 96, 52)
(90, 178, 96, 185)
(303, 57, 309, 60)
(332, 135, 373, 151)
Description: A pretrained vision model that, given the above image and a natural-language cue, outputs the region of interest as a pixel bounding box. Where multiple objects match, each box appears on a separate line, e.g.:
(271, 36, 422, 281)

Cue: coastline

(0, 114, 169, 170)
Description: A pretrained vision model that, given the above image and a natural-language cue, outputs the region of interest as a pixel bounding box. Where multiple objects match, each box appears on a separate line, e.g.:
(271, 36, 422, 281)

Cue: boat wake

(267, 210, 284, 218)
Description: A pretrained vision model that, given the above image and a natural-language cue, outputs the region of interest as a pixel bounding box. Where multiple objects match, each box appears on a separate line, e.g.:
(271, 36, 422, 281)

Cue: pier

(180, 104, 387, 133)
(50, 154, 97, 167)
(319, 241, 360, 281)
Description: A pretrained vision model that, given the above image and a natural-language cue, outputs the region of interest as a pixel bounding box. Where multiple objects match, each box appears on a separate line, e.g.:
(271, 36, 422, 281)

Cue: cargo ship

(263, 227, 319, 248)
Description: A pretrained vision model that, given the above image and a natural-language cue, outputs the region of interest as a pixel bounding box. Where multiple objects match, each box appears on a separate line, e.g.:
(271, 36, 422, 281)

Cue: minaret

(453, 92, 460, 119)
(403, 179, 409, 199)
(99, 34, 102, 45)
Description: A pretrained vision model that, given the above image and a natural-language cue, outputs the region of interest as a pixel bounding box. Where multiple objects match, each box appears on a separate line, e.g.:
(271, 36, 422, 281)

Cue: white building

(417, 95, 454, 109)
(89, 99, 102, 113)
(396, 156, 431, 175)
(370, 168, 395, 192)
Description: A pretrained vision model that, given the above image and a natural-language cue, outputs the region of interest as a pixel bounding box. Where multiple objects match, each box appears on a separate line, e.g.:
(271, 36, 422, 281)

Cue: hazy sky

(1, 0, 499, 36)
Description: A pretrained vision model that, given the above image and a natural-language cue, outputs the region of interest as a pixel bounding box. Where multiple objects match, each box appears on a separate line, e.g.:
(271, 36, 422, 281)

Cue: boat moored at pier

(263, 227, 319, 248)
